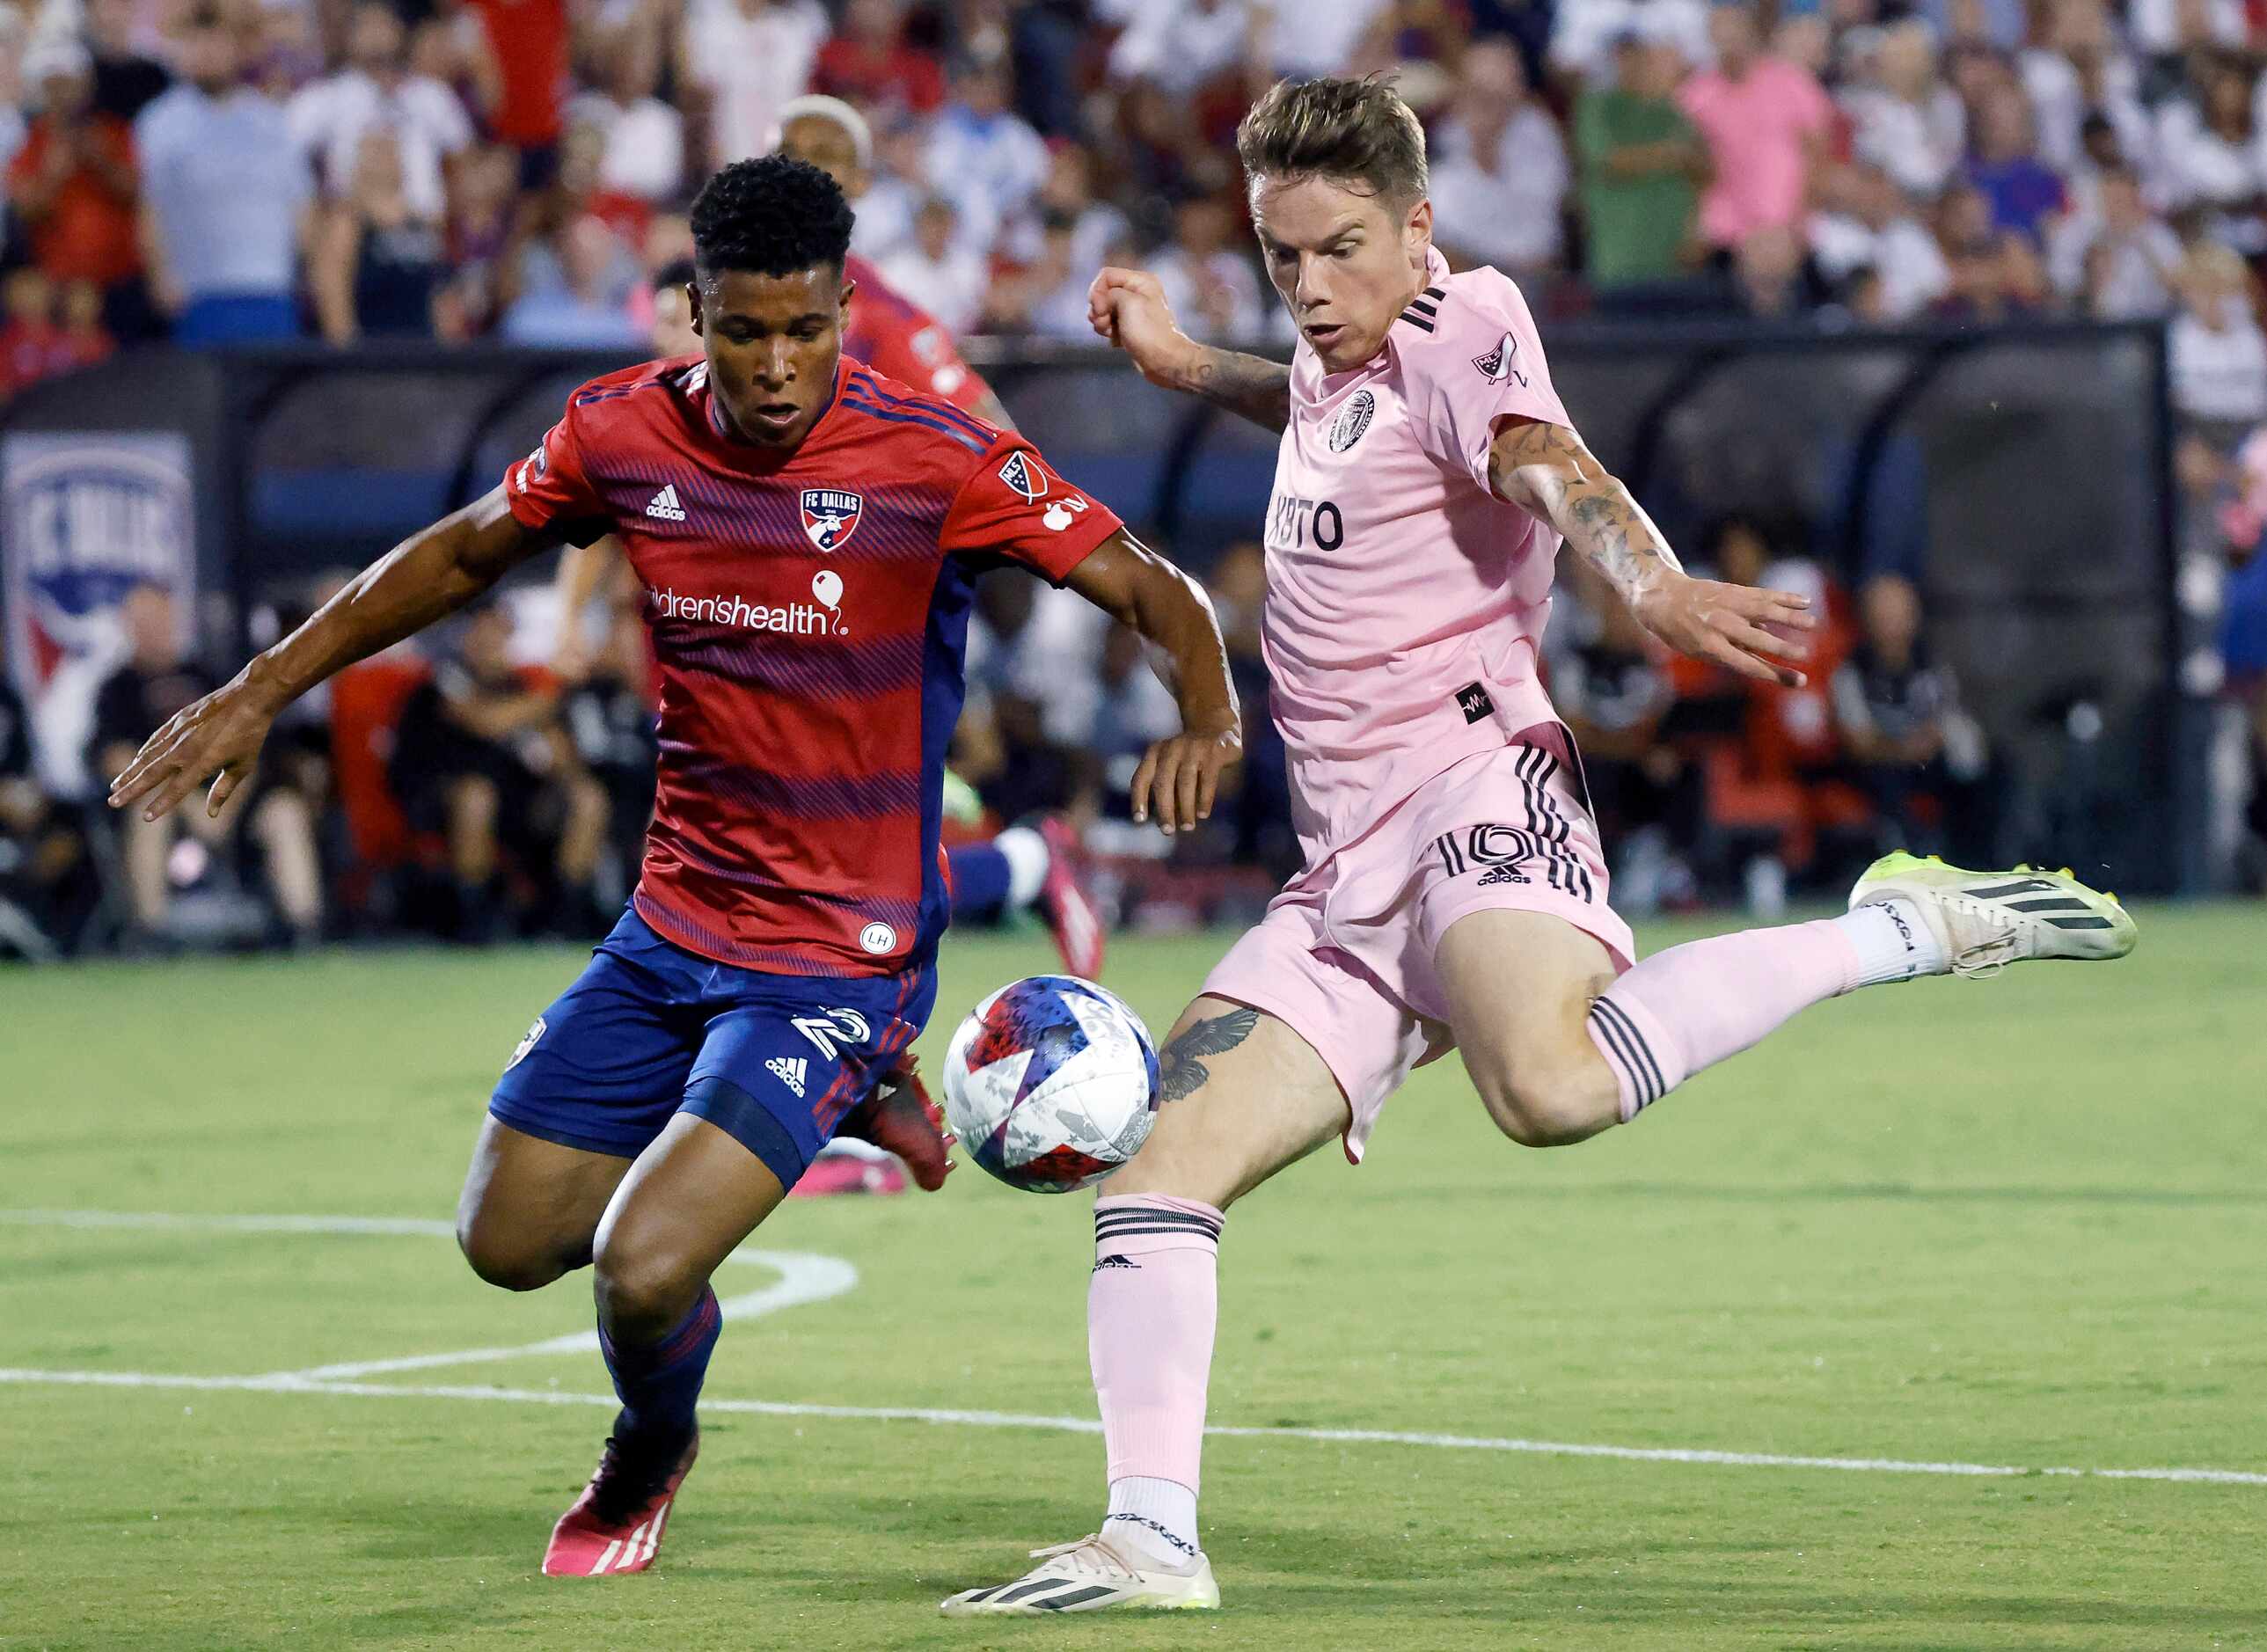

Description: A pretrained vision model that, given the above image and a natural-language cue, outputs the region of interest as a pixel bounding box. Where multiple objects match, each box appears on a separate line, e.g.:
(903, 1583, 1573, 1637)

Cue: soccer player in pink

(943, 77, 2135, 1616)
(106, 156, 1241, 1580)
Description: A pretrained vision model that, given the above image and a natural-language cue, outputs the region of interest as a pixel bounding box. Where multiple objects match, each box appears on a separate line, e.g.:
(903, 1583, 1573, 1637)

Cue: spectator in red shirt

(775, 95, 1013, 423)
(7, 40, 142, 295)
(813, 0, 946, 118)
(464, 0, 569, 187)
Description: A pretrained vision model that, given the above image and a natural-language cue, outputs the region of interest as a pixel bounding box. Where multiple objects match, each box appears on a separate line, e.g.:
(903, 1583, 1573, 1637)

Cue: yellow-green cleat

(1847, 852, 2137, 977)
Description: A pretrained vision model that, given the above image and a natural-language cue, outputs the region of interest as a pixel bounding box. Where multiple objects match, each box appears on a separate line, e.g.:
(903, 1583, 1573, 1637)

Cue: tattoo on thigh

(1157, 1008, 1260, 1104)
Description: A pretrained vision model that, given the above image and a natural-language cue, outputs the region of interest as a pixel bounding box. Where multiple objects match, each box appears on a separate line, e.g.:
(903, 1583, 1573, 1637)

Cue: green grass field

(5, 907, 2266, 1650)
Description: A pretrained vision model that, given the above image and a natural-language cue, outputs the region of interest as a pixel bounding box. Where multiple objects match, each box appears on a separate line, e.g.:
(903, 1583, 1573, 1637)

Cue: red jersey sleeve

(502, 398, 611, 547)
(865, 310, 994, 413)
(940, 435, 1121, 585)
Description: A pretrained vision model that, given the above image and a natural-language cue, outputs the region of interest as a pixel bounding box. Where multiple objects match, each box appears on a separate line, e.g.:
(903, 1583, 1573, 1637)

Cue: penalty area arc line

(0, 1207, 859, 1384)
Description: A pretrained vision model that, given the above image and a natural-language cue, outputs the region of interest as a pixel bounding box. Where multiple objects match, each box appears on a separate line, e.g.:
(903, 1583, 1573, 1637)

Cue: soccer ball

(941, 976, 1160, 1192)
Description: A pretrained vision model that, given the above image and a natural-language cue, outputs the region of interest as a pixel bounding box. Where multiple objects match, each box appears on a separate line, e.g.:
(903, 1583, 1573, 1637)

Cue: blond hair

(1235, 76, 1428, 208)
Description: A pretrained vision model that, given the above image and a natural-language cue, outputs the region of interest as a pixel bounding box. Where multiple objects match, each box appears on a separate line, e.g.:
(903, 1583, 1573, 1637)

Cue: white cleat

(940, 1533, 1220, 1616)
(1848, 852, 2137, 977)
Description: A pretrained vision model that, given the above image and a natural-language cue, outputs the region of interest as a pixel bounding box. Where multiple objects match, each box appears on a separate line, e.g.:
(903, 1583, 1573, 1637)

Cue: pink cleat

(789, 1144, 910, 1197)
(1035, 815, 1108, 980)
(542, 1429, 698, 1576)
(831, 1055, 954, 1191)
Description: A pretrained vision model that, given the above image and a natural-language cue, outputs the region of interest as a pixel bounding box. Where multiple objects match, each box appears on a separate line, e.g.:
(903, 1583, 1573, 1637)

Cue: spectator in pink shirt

(1677, 2, 1835, 253)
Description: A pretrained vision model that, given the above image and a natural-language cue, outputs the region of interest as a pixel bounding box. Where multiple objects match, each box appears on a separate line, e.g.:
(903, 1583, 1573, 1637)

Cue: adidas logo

(1092, 1254, 1141, 1273)
(1476, 864, 1530, 887)
(766, 1056, 808, 1098)
(645, 484, 687, 522)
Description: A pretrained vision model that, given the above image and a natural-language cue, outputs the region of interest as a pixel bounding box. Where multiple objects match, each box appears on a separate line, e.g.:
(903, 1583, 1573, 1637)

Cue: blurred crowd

(5, 0, 2267, 384)
(3, 513, 2044, 959)
(6, 0, 2267, 956)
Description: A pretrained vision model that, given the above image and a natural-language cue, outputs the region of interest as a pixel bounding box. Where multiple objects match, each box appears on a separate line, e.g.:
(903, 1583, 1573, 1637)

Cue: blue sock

(947, 841, 1013, 922)
(597, 1284, 720, 1451)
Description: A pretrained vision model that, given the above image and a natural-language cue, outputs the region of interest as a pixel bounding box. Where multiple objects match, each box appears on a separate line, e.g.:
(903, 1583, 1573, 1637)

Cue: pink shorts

(1202, 732, 1634, 1162)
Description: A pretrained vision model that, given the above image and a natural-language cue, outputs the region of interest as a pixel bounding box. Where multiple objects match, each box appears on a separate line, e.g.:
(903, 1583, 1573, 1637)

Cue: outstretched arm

(109, 486, 560, 820)
(1488, 417, 1817, 687)
(1062, 529, 1243, 835)
(1088, 267, 1291, 434)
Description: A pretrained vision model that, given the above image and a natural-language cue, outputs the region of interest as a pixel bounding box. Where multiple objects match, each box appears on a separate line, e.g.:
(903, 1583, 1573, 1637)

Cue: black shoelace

(588, 1433, 684, 1526)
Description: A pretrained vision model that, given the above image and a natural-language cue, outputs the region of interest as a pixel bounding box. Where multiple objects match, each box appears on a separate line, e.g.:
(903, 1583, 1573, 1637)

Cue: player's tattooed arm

(1488, 417, 1817, 688)
(1064, 530, 1243, 835)
(1088, 267, 1291, 433)
(1157, 1006, 1261, 1104)
(1178, 347, 1294, 434)
(108, 486, 558, 822)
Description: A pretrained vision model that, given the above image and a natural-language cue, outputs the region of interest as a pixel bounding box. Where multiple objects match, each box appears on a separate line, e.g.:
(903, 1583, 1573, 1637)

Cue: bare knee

(457, 1211, 580, 1291)
(1467, 1051, 1619, 1149)
(591, 1232, 703, 1340)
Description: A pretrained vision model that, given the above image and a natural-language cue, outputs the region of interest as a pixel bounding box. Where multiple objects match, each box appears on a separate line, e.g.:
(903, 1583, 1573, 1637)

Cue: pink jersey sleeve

(503, 395, 612, 546)
(1399, 267, 1573, 498)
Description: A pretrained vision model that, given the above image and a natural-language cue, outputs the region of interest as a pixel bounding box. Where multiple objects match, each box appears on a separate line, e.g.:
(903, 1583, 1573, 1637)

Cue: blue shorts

(489, 909, 936, 1188)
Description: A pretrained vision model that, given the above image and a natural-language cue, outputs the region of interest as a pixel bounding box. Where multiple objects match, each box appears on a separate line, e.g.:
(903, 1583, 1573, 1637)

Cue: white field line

(269, 1252, 859, 1381)
(0, 1207, 859, 1382)
(7, 1209, 2266, 1489)
(1, 1366, 2264, 1487)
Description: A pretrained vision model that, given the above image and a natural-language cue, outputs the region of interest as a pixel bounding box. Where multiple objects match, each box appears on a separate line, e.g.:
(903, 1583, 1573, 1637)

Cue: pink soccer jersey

(1262, 246, 1573, 865)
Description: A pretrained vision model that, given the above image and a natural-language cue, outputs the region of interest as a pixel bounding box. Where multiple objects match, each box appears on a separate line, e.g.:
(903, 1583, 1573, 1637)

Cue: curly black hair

(689, 157, 856, 281)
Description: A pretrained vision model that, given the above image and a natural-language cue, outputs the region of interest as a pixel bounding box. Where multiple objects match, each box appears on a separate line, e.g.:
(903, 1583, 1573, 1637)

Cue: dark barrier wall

(0, 325, 2191, 890)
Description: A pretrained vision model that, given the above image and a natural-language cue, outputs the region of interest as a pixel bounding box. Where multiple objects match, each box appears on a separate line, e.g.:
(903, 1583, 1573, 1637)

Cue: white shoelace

(1026, 1535, 1141, 1580)
(1949, 922, 2020, 978)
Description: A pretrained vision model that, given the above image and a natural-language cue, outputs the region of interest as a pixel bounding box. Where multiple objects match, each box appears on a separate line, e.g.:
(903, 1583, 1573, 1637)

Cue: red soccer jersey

(505, 355, 1121, 976)
(844, 254, 992, 413)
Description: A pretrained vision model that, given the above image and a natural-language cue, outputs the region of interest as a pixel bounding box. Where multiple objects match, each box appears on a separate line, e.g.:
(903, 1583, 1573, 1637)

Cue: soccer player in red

(107, 156, 1240, 1578)
(559, 98, 1108, 1005)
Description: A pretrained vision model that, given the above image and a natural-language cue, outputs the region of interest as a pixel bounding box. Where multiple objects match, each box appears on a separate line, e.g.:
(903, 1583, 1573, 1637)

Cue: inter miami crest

(801, 488, 865, 552)
(1472, 330, 1529, 389)
(996, 450, 1049, 501)
(1328, 390, 1375, 453)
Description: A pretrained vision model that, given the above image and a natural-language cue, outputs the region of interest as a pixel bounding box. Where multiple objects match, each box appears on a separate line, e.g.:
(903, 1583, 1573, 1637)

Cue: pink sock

(1089, 1195, 1221, 1496)
(1586, 916, 1876, 1121)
